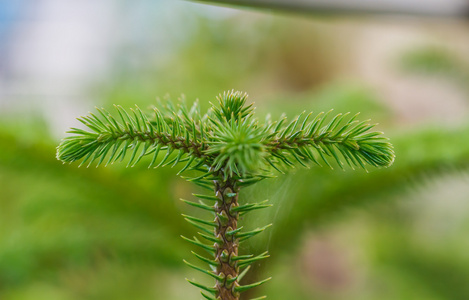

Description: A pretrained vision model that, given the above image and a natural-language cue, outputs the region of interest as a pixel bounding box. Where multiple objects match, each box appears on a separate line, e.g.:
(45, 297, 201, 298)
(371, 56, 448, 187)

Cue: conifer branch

(56, 105, 206, 168)
(56, 90, 395, 300)
(265, 111, 395, 170)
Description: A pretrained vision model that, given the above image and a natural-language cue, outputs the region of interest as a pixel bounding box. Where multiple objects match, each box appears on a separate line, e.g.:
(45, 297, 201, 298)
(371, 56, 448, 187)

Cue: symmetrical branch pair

(57, 91, 394, 300)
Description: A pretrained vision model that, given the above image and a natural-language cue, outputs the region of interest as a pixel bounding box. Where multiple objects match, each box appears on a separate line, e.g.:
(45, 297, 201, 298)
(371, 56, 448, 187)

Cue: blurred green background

(1, 1, 469, 299)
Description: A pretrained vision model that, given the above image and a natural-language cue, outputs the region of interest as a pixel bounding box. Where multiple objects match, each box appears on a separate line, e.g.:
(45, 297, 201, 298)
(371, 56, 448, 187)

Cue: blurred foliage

(2, 4, 469, 300)
(100, 13, 342, 109)
(399, 45, 469, 88)
(0, 118, 192, 298)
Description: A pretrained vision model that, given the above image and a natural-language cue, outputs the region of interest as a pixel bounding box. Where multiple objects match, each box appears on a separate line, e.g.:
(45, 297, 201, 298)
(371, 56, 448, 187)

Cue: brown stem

(214, 178, 240, 300)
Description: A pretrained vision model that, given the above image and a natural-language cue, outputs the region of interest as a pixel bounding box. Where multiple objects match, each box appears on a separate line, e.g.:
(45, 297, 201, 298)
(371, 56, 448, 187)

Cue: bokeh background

(2, 1, 469, 299)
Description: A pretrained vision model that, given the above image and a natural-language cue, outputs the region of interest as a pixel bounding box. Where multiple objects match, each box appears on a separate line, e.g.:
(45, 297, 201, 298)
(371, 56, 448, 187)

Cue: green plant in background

(56, 90, 394, 300)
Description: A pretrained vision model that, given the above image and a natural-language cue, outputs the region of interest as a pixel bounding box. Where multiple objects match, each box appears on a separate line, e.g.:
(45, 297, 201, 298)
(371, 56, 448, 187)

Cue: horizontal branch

(264, 111, 395, 170)
(56, 106, 207, 168)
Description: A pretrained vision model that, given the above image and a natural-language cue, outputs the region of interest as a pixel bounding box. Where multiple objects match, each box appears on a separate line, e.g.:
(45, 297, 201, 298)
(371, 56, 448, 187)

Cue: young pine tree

(56, 91, 394, 300)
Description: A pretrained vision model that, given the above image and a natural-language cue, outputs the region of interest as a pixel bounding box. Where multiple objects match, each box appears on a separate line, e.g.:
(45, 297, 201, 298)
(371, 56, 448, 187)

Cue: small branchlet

(56, 90, 395, 300)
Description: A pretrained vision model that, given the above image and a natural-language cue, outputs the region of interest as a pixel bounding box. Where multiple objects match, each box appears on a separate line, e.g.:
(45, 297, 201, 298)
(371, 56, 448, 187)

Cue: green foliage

(57, 91, 394, 178)
(399, 46, 469, 87)
(56, 90, 394, 300)
(0, 129, 188, 296)
(400, 46, 460, 75)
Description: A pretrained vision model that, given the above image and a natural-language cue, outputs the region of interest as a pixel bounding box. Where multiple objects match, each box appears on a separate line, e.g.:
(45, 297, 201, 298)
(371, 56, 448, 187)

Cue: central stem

(214, 178, 240, 300)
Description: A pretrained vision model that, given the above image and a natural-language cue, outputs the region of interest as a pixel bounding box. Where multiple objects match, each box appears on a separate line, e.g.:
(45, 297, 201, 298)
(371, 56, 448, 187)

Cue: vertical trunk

(214, 178, 240, 300)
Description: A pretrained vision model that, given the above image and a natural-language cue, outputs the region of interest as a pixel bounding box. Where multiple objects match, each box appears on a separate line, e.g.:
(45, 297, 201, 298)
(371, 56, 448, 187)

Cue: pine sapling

(56, 90, 395, 300)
